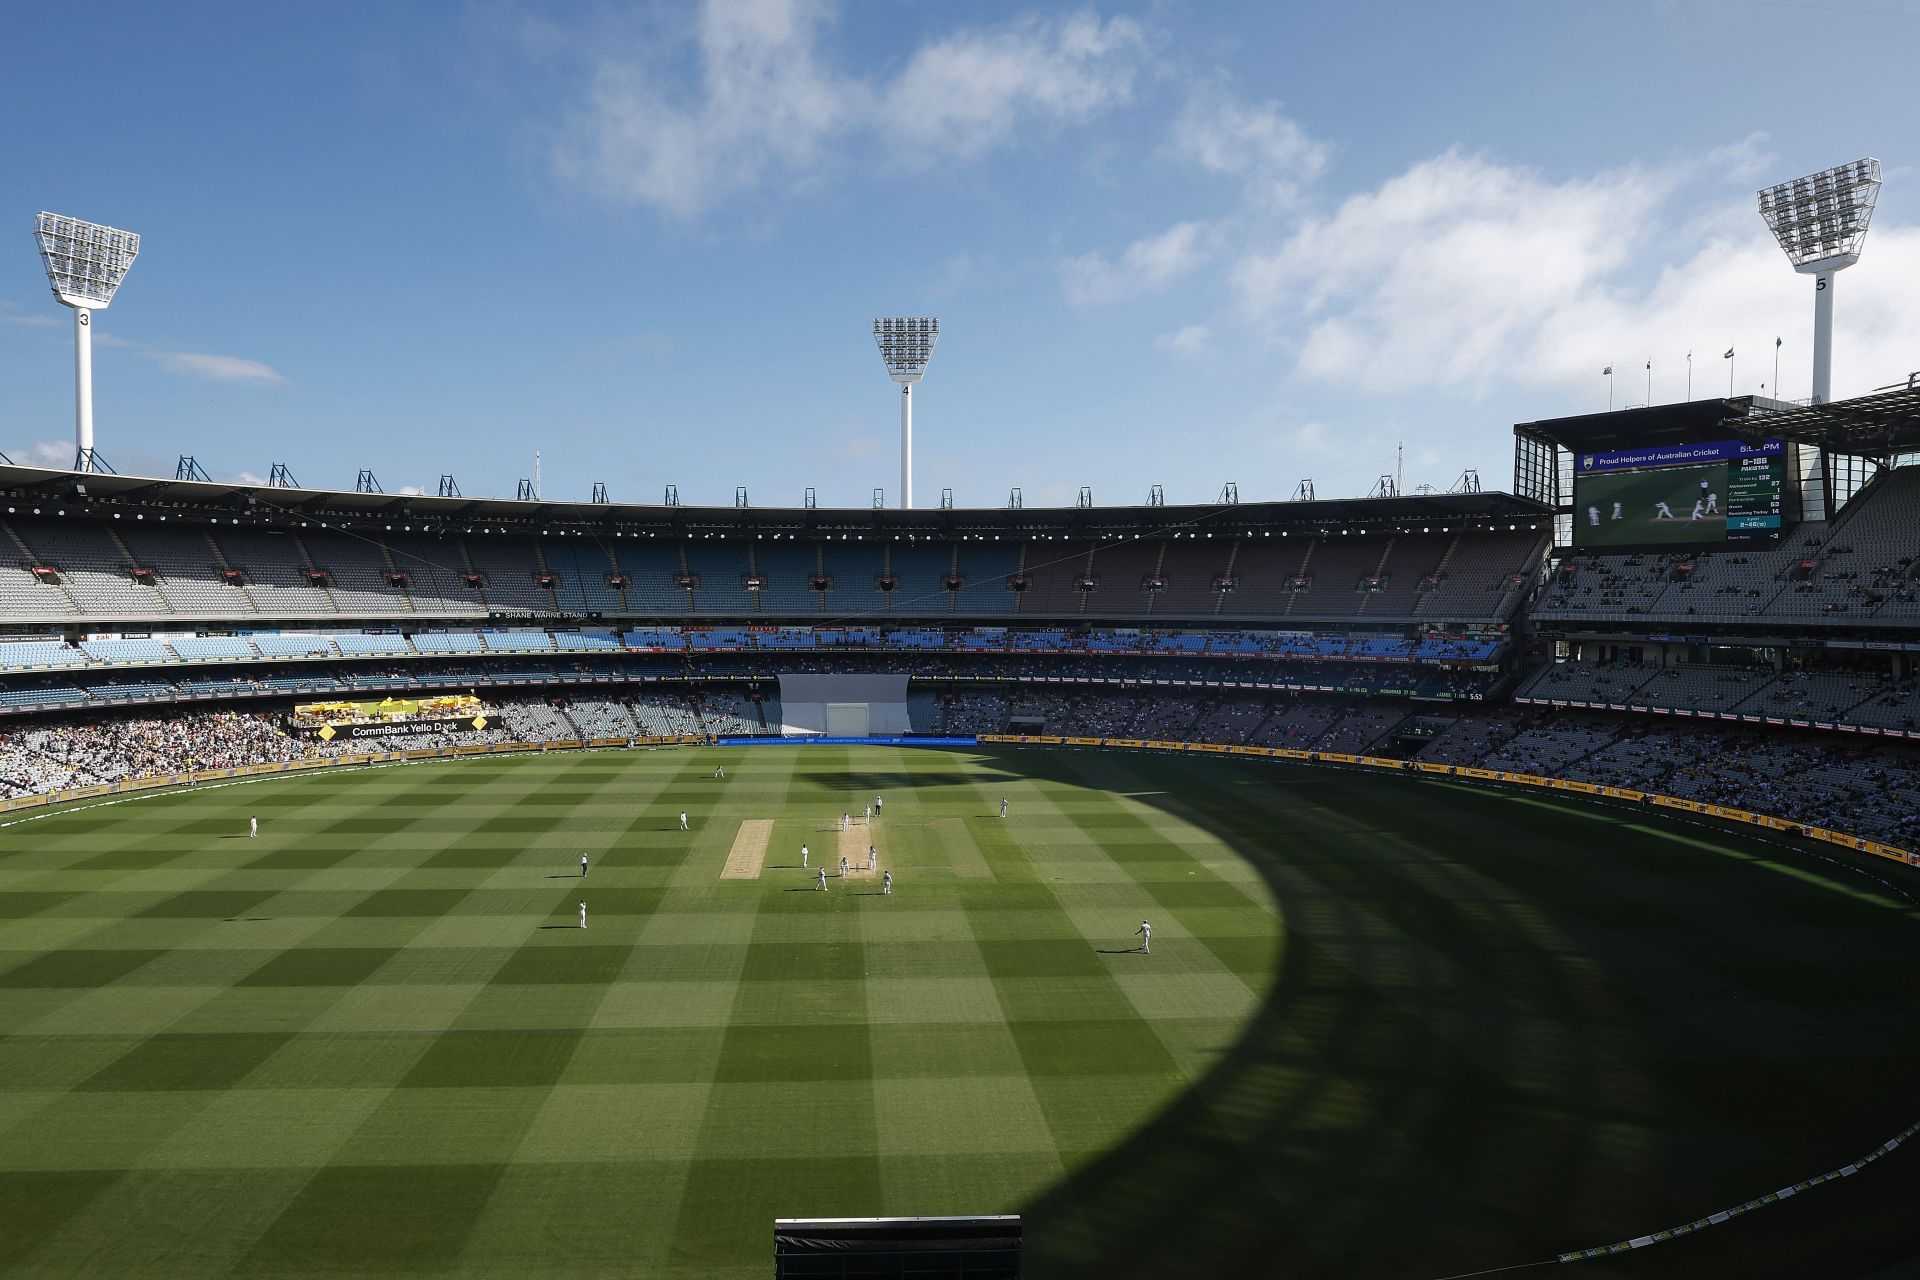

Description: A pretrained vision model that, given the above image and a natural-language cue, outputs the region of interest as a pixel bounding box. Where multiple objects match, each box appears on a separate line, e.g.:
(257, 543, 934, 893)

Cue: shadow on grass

(993, 747, 1920, 1280)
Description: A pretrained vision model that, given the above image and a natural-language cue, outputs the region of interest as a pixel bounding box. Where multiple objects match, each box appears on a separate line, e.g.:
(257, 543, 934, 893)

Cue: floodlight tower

(34, 213, 141, 473)
(873, 317, 939, 509)
(1757, 159, 1880, 405)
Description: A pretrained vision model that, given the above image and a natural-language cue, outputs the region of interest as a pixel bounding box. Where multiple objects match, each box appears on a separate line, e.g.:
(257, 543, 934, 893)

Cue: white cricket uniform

(680, 811, 689, 830)
(864, 805, 872, 822)
(581, 855, 588, 877)
(1690, 501, 1704, 521)
(882, 871, 892, 895)
(817, 869, 827, 891)
(1611, 502, 1622, 519)
(868, 846, 877, 871)
(579, 903, 587, 929)
(840, 857, 849, 879)
(249, 818, 257, 838)
(802, 844, 809, 868)
(1000, 799, 1008, 818)
(1137, 921, 1151, 954)
(1655, 502, 1674, 519)
(1706, 492, 1719, 513)
(1587, 507, 1600, 527)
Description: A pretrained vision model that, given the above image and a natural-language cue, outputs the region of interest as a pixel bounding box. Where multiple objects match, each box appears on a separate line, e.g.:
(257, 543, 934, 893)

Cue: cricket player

(839, 855, 850, 880)
(864, 804, 872, 822)
(1690, 499, 1704, 521)
(249, 816, 258, 838)
(1611, 501, 1622, 520)
(999, 797, 1008, 818)
(882, 870, 892, 895)
(1136, 919, 1151, 954)
(579, 901, 588, 929)
(841, 813, 850, 831)
(580, 854, 589, 878)
(1587, 506, 1600, 528)
(1654, 501, 1675, 519)
(801, 843, 809, 869)
(816, 868, 827, 892)
(680, 810, 689, 831)
(1706, 491, 1719, 514)
(714, 765, 725, 779)
(867, 845, 877, 872)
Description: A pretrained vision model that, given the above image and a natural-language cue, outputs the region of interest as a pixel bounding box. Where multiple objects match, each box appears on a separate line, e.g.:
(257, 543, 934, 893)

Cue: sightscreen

(1571, 438, 1789, 550)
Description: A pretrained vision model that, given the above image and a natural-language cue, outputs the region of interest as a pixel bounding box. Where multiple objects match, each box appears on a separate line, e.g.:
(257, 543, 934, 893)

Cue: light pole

(1757, 158, 1880, 405)
(873, 317, 939, 509)
(34, 213, 142, 473)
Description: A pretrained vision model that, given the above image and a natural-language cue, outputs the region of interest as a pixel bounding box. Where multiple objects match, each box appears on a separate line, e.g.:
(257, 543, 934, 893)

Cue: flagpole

(1645, 361, 1651, 406)
(1608, 367, 1614, 412)
(1686, 351, 1693, 402)
(1773, 337, 1781, 402)
(1729, 351, 1735, 398)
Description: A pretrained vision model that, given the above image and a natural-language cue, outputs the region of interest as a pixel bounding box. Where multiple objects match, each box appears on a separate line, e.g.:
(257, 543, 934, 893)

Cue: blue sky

(3, 0, 1918, 508)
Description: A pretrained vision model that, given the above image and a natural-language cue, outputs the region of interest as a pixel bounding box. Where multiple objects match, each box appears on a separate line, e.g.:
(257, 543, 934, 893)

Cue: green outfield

(1574, 461, 1729, 549)
(1, 746, 1917, 1278)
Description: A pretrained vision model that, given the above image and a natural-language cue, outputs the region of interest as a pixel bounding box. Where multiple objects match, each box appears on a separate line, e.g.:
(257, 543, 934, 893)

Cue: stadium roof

(0, 464, 1549, 536)
(1516, 384, 1920, 457)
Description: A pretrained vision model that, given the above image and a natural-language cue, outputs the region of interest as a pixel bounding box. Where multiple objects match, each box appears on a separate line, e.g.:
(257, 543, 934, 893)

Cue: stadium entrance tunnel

(995, 748, 1920, 1279)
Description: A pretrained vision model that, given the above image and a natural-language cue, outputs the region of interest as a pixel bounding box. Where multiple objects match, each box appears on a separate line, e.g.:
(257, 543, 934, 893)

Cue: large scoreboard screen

(1571, 438, 1789, 550)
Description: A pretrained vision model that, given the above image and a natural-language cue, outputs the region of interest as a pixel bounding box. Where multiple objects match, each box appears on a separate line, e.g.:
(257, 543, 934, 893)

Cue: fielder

(867, 845, 877, 872)
(249, 816, 258, 838)
(999, 797, 1008, 818)
(1136, 919, 1151, 954)
(801, 843, 810, 869)
(579, 901, 588, 930)
(864, 804, 872, 822)
(839, 855, 850, 880)
(816, 868, 827, 892)
(882, 870, 892, 895)
(580, 854, 589, 878)
(680, 810, 689, 831)
(714, 765, 725, 779)
(841, 813, 850, 831)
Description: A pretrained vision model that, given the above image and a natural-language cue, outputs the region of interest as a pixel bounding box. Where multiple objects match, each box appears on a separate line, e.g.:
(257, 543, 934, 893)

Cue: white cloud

(1235, 149, 1670, 392)
(1168, 89, 1328, 207)
(1153, 324, 1211, 357)
(146, 351, 288, 384)
(878, 12, 1145, 160)
(1062, 221, 1210, 306)
(549, 1, 1147, 217)
(89, 330, 287, 384)
(1290, 421, 1337, 456)
(1231, 143, 1920, 405)
(10, 441, 78, 469)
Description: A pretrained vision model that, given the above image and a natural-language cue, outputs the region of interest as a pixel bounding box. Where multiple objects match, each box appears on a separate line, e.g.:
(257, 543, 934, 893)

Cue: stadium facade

(3, 389, 1919, 862)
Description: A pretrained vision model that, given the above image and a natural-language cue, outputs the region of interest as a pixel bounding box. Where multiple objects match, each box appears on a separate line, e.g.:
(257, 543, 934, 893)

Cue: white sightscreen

(779, 674, 910, 736)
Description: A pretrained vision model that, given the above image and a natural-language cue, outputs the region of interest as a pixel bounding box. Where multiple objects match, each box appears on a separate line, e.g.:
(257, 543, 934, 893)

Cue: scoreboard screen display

(1571, 438, 1789, 550)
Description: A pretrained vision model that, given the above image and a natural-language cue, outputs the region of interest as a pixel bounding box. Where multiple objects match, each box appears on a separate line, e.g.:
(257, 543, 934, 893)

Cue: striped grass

(0, 747, 1916, 1278)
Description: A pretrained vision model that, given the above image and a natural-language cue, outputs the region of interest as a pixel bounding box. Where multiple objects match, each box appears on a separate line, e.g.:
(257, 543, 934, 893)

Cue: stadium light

(1756, 158, 1880, 404)
(873, 317, 939, 509)
(34, 212, 141, 473)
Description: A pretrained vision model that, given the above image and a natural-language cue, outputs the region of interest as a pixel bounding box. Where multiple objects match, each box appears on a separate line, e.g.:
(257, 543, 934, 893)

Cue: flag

(1602, 365, 1612, 375)
(1724, 347, 1734, 359)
